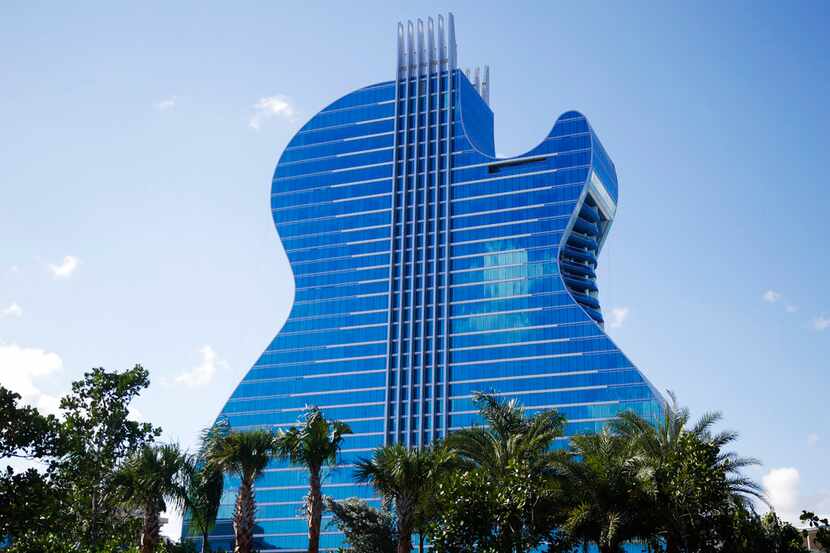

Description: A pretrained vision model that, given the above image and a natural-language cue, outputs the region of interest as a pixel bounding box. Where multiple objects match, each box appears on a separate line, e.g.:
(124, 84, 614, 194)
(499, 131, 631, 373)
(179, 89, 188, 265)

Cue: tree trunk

(397, 511, 414, 553)
(202, 530, 210, 553)
(141, 502, 161, 553)
(398, 526, 413, 553)
(418, 532, 425, 553)
(234, 474, 256, 553)
(307, 464, 323, 553)
(665, 534, 679, 553)
(90, 488, 98, 548)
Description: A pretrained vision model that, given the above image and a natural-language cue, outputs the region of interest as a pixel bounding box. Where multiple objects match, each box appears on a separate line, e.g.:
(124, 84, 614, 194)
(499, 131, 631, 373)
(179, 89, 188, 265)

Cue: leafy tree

(0, 386, 62, 459)
(183, 456, 225, 553)
(759, 512, 809, 553)
(801, 511, 830, 551)
(54, 365, 162, 548)
(325, 497, 398, 553)
(275, 407, 352, 553)
(558, 429, 649, 553)
(3, 531, 79, 553)
(659, 433, 741, 551)
(154, 540, 200, 553)
(2, 367, 157, 550)
(611, 392, 763, 552)
(725, 508, 808, 553)
(428, 467, 498, 552)
(0, 467, 66, 545)
(114, 443, 190, 553)
(356, 443, 456, 553)
(432, 392, 569, 553)
(0, 386, 65, 541)
(202, 421, 276, 553)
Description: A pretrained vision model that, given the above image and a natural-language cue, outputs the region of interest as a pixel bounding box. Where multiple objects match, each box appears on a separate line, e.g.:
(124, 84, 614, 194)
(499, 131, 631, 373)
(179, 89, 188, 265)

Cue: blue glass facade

(184, 14, 662, 552)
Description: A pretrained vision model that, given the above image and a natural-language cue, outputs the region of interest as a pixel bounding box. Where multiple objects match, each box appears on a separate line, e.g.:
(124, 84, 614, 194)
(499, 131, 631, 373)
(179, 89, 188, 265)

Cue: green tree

(0, 467, 66, 546)
(183, 458, 225, 553)
(203, 421, 275, 553)
(0, 386, 65, 541)
(53, 365, 161, 549)
(432, 392, 569, 553)
(801, 511, 830, 552)
(428, 467, 498, 552)
(356, 443, 456, 553)
(0, 386, 62, 460)
(759, 512, 809, 553)
(558, 429, 649, 553)
(275, 407, 352, 553)
(114, 443, 190, 553)
(727, 508, 808, 553)
(611, 392, 763, 552)
(325, 497, 398, 553)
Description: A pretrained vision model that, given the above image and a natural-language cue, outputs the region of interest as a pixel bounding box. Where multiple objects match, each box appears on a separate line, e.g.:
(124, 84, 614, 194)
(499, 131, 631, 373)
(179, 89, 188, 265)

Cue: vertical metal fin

(417, 19, 425, 76)
(427, 17, 435, 74)
(438, 15, 446, 72)
(387, 18, 408, 446)
(448, 12, 457, 71)
(389, 13, 461, 446)
(473, 66, 481, 94)
(441, 15, 454, 439)
(407, 21, 415, 78)
(482, 65, 490, 105)
(397, 23, 405, 79)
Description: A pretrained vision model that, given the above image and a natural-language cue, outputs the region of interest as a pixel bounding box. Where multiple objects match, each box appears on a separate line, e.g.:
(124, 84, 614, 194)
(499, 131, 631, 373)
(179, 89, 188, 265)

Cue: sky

(1, 0, 828, 539)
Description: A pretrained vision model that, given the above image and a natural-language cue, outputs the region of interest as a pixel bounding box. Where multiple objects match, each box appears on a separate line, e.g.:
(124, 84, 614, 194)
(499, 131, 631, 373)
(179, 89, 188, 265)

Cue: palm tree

(274, 407, 352, 553)
(202, 421, 276, 553)
(558, 429, 648, 553)
(447, 391, 566, 473)
(355, 443, 456, 553)
(445, 392, 567, 552)
(611, 391, 764, 552)
(183, 459, 224, 553)
(114, 442, 190, 553)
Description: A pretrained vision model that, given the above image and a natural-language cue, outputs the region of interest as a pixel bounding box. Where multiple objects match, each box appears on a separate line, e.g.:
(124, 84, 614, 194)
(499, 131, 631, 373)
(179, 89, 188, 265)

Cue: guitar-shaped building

(185, 14, 663, 552)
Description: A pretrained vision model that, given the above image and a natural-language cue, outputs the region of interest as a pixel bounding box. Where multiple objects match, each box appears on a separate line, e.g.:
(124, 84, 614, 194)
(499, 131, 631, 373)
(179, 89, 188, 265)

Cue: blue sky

(1, 0, 827, 537)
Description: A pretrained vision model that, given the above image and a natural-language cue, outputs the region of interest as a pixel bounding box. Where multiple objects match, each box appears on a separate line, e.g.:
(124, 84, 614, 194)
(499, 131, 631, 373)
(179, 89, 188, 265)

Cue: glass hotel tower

(186, 14, 662, 552)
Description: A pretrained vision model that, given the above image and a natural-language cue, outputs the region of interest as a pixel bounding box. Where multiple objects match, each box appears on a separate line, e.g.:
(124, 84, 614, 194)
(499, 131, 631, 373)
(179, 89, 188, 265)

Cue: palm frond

(690, 410, 723, 438)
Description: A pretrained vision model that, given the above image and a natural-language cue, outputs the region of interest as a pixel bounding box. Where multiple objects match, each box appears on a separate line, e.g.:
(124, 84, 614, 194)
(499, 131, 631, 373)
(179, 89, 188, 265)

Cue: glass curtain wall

(183, 14, 663, 552)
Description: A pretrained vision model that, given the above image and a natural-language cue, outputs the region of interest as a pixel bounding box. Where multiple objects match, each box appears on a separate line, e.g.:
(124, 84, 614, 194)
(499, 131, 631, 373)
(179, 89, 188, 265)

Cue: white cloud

(36, 394, 61, 416)
(9, 265, 20, 274)
(762, 290, 801, 315)
(762, 467, 830, 524)
(607, 306, 629, 329)
(48, 255, 80, 279)
(175, 345, 226, 388)
(154, 96, 176, 111)
(1, 303, 22, 319)
(763, 290, 782, 303)
(763, 467, 800, 522)
(249, 94, 296, 130)
(808, 433, 820, 448)
(813, 315, 830, 331)
(0, 343, 63, 415)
